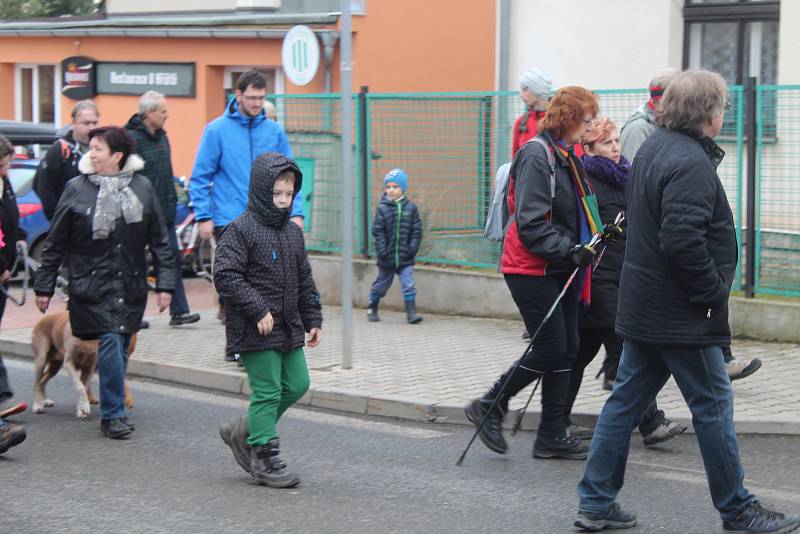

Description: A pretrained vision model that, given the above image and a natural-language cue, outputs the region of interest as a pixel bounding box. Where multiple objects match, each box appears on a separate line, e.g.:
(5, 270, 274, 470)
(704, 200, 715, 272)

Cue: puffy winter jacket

(189, 99, 302, 227)
(616, 128, 737, 346)
(125, 114, 177, 225)
(213, 153, 322, 355)
(501, 132, 583, 277)
(372, 196, 422, 270)
(34, 154, 175, 339)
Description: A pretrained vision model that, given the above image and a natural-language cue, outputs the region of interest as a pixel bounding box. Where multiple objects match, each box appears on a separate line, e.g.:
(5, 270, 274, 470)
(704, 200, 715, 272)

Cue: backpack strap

(528, 136, 556, 198)
(59, 139, 72, 161)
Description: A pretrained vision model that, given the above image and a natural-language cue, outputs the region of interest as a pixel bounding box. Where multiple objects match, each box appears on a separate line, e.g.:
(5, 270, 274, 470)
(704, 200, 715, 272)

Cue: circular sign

(61, 56, 96, 100)
(281, 25, 320, 86)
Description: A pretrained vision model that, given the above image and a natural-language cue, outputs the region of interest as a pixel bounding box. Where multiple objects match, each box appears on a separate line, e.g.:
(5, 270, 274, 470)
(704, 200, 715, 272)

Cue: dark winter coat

(502, 131, 584, 277)
(579, 155, 629, 329)
(0, 176, 21, 274)
(372, 196, 422, 270)
(34, 130, 84, 221)
(616, 128, 737, 346)
(34, 154, 176, 340)
(213, 153, 322, 355)
(125, 114, 178, 225)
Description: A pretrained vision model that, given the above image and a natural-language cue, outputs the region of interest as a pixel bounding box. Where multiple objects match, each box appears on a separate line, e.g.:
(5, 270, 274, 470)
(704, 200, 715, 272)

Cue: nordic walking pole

(508, 211, 626, 436)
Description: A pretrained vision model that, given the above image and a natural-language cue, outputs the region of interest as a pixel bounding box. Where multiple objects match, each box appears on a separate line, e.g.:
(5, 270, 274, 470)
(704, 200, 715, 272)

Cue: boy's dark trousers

(369, 265, 417, 302)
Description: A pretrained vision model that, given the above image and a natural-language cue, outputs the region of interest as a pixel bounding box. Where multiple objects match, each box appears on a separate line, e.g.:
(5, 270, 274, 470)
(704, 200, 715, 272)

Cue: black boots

(533, 430, 588, 460)
(465, 399, 508, 454)
(250, 438, 300, 488)
(219, 416, 252, 474)
(101, 418, 133, 439)
(405, 300, 423, 324)
(367, 299, 380, 322)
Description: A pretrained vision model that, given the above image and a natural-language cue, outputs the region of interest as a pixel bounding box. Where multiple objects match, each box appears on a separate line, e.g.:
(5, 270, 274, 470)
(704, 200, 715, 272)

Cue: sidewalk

(2, 280, 799, 434)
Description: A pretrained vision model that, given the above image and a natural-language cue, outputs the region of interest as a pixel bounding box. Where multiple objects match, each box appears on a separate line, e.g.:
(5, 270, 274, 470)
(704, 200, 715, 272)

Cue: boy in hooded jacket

(367, 169, 424, 324)
(214, 152, 322, 488)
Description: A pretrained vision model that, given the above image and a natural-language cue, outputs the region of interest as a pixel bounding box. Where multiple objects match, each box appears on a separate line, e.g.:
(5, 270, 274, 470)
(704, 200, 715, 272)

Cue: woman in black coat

(0, 134, 29, 452)
(565, 118, 685, 446)
(35, 126, 175, 439)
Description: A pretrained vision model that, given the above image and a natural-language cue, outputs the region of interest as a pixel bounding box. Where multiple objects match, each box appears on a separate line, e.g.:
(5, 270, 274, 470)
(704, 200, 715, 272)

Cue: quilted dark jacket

(34, 154, 176, 340)
(372, 196, 422, 270)
(213, 153, 322, 355)
(125, 114, 178, 224)
(616, 128, 737, 346)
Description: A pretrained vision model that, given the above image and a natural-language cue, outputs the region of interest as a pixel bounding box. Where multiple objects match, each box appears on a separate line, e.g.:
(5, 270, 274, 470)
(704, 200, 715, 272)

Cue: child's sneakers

(250, 438, 300, 488)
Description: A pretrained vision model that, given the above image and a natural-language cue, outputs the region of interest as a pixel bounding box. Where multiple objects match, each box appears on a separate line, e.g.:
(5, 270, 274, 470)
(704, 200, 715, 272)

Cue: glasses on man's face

(243, 94, 266, 102)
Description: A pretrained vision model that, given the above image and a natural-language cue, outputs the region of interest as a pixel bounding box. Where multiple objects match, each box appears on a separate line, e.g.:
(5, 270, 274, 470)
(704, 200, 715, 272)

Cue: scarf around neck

(79, 153, 145, 240)
(556, 142, 603, 305)
(581, 155, 630, 189)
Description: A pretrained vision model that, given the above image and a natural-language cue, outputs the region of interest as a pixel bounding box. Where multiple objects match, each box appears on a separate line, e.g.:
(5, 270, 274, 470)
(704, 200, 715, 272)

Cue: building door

(15, 64, 58, 124)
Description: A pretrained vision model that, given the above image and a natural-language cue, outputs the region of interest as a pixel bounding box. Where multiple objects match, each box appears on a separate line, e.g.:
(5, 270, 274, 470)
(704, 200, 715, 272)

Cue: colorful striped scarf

(557, 143, 603, 304)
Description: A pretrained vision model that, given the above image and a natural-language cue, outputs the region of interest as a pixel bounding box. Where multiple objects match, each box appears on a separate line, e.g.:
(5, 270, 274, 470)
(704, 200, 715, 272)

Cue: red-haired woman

(466, 87, 601, 460)
(564, 118, 687, 446)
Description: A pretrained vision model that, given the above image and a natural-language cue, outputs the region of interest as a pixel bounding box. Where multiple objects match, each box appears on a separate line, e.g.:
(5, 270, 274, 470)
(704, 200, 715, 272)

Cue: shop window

(16, 64, 56, 124)
(684, 0, 779, 135)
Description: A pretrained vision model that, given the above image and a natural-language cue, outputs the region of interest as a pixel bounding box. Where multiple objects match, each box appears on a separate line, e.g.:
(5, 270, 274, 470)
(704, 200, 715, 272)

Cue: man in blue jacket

(190, 70, 303, 342)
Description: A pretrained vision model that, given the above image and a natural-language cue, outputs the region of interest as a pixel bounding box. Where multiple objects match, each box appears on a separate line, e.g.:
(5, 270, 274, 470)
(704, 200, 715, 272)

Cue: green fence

(273, 85, 798, 297)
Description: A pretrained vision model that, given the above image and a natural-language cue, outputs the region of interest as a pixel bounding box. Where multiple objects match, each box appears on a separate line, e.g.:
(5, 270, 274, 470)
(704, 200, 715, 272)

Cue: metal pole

(340, 0, 354, 368)
(744, 77, 757, 298)
(359, 85, 370, 257)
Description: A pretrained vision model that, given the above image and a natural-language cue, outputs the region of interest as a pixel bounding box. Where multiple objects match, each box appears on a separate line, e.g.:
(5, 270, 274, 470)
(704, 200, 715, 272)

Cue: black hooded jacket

(213, 153, 322, 355)
(34, 130, 84, 221)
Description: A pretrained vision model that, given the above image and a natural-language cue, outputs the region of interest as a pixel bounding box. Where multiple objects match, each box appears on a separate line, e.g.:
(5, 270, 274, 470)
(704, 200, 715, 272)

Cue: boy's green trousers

(241, 348, 310, 446)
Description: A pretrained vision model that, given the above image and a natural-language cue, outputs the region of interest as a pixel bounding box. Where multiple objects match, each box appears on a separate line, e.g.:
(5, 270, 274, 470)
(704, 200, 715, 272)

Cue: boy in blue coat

(367, 169, 423, 324)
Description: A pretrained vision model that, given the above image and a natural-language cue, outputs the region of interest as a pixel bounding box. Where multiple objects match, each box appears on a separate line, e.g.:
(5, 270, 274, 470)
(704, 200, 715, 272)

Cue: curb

(3, 338, 799, 436)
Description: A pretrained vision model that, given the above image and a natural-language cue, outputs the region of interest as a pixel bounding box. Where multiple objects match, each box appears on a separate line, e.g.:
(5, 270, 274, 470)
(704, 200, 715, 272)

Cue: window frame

(682, 1, 780, 84)
(14, 63, 61, 126)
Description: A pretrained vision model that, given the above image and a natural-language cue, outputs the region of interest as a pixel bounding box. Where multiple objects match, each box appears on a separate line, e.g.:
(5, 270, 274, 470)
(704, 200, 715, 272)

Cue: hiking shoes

(0, 423, 27, 454)
(642, 419, 687, 447)
(575, 504, 637, 531)
(727, 358, 763, 381)
(568, 423, 595, 440)
(534, 432, 588, 460)
(464, 399, 507, 454)
(722, 501, 800, 533)
(170, 312, 201, 326)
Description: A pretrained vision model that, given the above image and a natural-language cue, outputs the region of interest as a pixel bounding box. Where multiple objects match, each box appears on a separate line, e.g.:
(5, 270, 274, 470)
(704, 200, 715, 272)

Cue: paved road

(2, 359, 799, 534)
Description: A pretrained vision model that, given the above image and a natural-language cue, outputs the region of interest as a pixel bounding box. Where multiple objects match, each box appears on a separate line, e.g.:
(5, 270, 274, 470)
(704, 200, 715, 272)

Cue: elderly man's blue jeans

(578, 341, 756, 520)
(97, 333, 131, 420)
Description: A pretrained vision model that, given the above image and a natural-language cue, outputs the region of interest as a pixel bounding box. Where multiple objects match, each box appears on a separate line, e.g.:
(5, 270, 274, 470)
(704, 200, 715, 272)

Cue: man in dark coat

(34, 100, 99, 220)
(126, 91, 200, 327)
(575, 70, 799, 533)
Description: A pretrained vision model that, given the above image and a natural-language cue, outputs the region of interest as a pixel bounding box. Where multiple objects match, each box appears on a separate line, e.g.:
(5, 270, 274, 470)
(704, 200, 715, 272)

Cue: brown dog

(31, 311, 137, 418)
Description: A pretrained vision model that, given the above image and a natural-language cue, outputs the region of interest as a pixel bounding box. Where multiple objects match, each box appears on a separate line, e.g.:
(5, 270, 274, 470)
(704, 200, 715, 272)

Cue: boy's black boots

(367, 299, 380, 322)
(219, 416, 251, 474)
(405, 300, 423, 324)
(250, 438, 300, 488)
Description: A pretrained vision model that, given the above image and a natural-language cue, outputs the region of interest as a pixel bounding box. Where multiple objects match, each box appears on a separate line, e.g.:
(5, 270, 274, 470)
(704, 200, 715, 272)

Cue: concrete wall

(507, 0, 683, 90)
(310, 255, 800, 344)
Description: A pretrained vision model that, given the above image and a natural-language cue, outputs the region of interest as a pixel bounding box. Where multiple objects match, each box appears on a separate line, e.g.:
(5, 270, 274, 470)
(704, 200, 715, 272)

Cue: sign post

(281, 25, 321, 86)
(339, 1, 354, 369)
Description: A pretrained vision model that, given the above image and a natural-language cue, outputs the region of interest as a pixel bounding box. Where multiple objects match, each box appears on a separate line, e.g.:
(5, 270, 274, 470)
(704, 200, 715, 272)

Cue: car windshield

(8, 166, 35, 196)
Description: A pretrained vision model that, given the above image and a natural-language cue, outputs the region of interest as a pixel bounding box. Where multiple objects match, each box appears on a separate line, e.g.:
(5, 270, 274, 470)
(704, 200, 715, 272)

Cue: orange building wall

(0, 3, 495, 176)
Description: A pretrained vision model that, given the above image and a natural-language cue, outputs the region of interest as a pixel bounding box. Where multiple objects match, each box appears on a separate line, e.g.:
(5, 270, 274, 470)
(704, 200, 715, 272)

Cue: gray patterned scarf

(87, 171, 143, 240)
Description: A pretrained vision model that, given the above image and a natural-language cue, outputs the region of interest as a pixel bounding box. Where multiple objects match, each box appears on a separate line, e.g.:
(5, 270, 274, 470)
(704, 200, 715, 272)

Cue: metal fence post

(359, 85, 370, 257)
(744, 77, 757, 298)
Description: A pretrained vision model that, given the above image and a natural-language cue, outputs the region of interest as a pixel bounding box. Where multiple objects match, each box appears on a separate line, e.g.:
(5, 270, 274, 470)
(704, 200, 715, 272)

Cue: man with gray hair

(34, 99, 99, 220)
(126, 91, 200, 327)
(575, 70, 799, 533)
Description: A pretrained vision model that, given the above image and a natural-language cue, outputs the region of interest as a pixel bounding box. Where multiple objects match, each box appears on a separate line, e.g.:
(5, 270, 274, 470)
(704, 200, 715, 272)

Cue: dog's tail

(41, 357, 63, 384)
